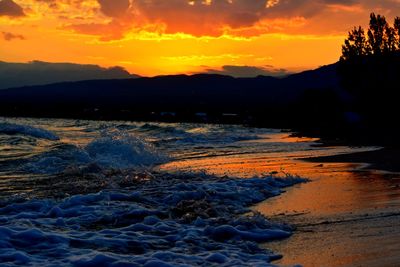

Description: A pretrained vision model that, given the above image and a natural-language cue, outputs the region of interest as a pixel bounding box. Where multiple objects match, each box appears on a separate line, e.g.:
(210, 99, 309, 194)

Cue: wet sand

(161, 138, 400, 267)
(255, 152, 400, 267)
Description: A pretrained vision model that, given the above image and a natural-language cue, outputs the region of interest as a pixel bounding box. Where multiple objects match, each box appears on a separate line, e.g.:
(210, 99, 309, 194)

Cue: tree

(384, 24, 397, 53)
(341, 13, 400, 60)
(367, 13, 389, 55)
(341, 26, 369, 61)
(394, 17, 400, 48)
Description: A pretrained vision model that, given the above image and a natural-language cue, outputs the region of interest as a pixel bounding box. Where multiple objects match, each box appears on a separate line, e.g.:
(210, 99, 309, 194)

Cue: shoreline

(257, 147, 400, 266)
(303, 147, 400, 173)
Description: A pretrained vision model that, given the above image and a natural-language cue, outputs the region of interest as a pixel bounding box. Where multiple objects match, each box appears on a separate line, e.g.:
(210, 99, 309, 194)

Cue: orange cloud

(1, 0, 400, 77)
(54, 0, 400, 40)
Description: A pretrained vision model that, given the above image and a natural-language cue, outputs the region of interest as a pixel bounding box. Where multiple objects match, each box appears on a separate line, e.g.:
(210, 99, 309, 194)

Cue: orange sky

(1, 0, 400, 76)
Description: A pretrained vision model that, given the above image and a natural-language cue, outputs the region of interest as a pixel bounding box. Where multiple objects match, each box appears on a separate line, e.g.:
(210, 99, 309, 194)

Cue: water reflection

(161, 138, 400, 267)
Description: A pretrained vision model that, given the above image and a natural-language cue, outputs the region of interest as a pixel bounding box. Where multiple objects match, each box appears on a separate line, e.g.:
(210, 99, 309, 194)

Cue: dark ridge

(0, 61, 139, 90)
(0, 63, 343, 131)
(1, 57, 400, 146)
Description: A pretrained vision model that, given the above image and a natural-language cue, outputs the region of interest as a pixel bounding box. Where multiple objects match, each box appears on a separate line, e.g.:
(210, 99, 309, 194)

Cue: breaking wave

(85, 130, 168, 169)
(22, 130, 169, 175)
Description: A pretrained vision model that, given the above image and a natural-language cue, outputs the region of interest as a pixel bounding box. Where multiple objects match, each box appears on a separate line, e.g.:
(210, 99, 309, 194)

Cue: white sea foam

(0, 173, 305, 266)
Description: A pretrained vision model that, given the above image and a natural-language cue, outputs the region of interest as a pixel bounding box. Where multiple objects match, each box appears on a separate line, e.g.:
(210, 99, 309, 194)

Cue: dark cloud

(204, 65, 290, 78)
(97, 0, 130, 18)
(1, 31, 25, 41)
(133, 0, 267, 36)
(0, 0, 25, 17)
(65, 0, 400, 38)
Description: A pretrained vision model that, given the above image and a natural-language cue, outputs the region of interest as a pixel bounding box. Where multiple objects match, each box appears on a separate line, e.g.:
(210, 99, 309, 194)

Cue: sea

(0, 117, 398, 267)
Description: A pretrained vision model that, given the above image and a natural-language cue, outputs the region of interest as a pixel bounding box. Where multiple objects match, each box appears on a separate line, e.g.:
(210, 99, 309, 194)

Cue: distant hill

(2, 58, 398, 145)
(0, 62, 341, 127)
(0, 61, 139, 89)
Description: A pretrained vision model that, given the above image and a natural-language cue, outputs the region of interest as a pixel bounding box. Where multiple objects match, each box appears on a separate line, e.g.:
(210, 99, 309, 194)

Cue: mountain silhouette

(0, 63, 340, 125)
(0, 61, 138, 90)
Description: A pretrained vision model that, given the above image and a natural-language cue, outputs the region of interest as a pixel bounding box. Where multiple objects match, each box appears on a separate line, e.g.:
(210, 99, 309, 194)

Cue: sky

(1, 0, 400, 76)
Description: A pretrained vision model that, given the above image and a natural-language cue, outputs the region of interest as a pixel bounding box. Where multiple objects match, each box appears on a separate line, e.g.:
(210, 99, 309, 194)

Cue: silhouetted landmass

(0, 61, 138, 89)
(0, 63, 342, 127)
(1, 56, 400, 146)
(334, 53, 400, 145)
(332, 13, 400, 146)
(203, 65, 290, 77)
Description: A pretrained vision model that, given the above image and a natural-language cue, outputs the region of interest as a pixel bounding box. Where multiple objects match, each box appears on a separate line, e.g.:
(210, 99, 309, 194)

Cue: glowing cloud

(1, 0, 400, 76)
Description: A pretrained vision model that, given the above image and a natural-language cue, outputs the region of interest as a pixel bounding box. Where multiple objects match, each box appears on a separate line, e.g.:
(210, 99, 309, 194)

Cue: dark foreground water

(0, 117, 399, 266)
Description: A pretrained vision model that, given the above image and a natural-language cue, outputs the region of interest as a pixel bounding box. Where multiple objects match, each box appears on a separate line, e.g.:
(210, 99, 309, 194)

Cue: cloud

(35, 0, 58, 9)
(30, 0, 400, 39)
(97, 0, 130, 18)
(1, 31, 25, 41)
(66, 20, 130, 41)
(132, 0, 267, 36)
(203, 65, 290, 78)
(0, 0, 25, 17)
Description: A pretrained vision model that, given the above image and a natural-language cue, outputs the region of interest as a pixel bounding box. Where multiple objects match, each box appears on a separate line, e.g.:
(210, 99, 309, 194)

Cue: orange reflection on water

(160, 139, 400, 267)
(162, 153, 400, 216)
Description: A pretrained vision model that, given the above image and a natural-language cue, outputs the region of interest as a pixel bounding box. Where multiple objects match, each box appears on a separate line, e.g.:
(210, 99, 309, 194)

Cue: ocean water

(0, 117, 376, 266)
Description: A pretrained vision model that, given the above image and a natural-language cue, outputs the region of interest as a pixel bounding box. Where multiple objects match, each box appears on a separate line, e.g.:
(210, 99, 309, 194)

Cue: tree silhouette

(384, 25, 397, 53)
(341, 13, 400, 60)
(394, 17, 400, 48)
(341, 26, 370, 60)
(368, 13, 388, 55)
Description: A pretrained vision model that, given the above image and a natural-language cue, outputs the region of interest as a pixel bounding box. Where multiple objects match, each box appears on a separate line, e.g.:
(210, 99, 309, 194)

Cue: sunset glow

(1, 0, 400, 76)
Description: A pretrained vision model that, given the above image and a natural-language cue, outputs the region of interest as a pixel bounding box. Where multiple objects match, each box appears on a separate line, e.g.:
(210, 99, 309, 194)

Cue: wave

(176, 132, 261, 144)
(22, 130, 169, 175)
(138, 123, 188, 135)
(136, 124, 261, 145)
(0, 122, 59, 141)
(23, 144, 91, 175)
(137, 123, 260, 144)
(85, 130, 169, 169)
(0, 172, 305, 266)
